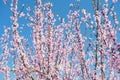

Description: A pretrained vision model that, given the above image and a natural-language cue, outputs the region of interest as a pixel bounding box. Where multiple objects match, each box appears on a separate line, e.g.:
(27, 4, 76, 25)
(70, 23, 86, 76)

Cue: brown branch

(91, 0, 99, 80)
(99, 50, 105, 80)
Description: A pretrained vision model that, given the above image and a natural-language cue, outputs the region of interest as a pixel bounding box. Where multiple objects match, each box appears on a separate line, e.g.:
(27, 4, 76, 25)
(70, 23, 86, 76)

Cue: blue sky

(0, 0, 120, 39)
(0, 0, 120, 80)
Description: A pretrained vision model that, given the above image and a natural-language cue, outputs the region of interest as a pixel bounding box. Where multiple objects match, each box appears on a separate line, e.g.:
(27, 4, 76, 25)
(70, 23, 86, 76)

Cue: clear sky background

(0, 0, 120, 80)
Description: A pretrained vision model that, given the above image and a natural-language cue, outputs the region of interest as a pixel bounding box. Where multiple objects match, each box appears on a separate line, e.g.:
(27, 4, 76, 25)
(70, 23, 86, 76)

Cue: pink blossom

(3, 0, 7, 4)
(0, 0, 120, 80)
(112, 0, 118, 3)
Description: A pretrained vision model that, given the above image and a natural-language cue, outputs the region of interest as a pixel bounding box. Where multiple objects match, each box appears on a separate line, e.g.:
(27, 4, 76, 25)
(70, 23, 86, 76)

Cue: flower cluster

(0, 0, 120, 80)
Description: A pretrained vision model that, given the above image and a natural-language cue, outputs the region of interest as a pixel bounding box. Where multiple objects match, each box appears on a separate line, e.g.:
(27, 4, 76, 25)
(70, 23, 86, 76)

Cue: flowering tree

(0, 0, 120, 80)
